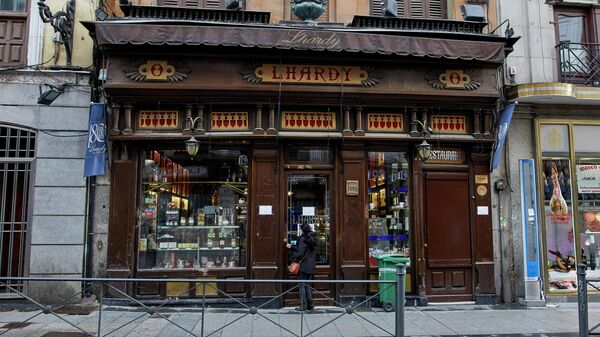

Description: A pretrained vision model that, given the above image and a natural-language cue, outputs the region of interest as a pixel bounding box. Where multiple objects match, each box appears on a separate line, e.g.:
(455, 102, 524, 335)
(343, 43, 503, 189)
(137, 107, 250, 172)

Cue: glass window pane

(0, 0, 26, 11)
(574, 125, 600, 153)
(542, 159, 577, 292)
(540, 124, 570, 155)
(138, 148, 248, 271)
(288, 148, 331, 163)
(367, 152, 410, 265)
(559, 15, 584, 43)
(575, 154, 600, 285)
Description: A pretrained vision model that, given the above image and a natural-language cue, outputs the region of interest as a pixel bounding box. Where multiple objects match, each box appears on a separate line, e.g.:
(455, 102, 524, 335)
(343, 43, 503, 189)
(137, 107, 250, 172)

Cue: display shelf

(158, 226, 240, 229)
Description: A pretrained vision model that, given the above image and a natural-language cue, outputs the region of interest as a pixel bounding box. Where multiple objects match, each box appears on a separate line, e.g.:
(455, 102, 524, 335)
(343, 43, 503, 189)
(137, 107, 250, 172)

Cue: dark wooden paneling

(424, 172, 473, 299)
(250, 149, 280, 297)
(107, 160, 137, 297)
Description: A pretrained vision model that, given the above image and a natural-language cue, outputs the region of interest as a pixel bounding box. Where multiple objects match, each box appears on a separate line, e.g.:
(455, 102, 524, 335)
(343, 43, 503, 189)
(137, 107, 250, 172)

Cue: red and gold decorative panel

(282, 112, 336, 130)
(431, 115, 467, 133)
(210, 112, 248, 130)
(367, 113, 404, 132)
(138, 111, 179, 129)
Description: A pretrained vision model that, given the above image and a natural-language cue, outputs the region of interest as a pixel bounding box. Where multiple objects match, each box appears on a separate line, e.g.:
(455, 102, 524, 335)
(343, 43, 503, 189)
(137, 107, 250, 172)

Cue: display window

(538, 122, 600, 293)
(138, 147, 249, 271)
(366, 152, 411, 265)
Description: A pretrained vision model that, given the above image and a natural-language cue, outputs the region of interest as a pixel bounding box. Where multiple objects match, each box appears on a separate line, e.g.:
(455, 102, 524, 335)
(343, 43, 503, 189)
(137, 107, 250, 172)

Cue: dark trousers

(298, 271, 314, 309)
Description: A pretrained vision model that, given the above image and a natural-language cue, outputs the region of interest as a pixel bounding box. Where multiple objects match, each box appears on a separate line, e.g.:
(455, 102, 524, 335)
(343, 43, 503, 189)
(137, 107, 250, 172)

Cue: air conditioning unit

(460, 4, 486, 22)
(382, 0, 398, 17)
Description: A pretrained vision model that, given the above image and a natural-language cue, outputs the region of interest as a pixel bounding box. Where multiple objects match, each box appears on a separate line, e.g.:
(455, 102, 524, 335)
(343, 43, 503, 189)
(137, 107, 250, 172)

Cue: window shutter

(409, 0, 423, 17)
(204, 0, 225, 8)
(370, 0, 383, 16)
(158, 0, 181, 6)
(183, 0, 199, 7)
(427, 0, 444, 19)
(371, 0, 446, 18)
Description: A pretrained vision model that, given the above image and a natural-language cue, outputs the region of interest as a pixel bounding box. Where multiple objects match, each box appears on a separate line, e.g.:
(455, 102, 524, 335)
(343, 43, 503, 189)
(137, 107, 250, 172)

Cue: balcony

(557, 41, 600, 86)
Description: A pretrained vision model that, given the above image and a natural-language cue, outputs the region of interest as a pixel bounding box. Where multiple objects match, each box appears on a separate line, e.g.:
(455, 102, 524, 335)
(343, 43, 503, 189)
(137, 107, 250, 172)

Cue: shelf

(158, 226, 240, 229)
(158, 247, 238, 251)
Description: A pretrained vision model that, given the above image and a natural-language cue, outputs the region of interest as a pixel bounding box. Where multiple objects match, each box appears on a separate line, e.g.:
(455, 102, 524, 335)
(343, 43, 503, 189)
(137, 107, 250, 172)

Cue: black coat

(293, 233, 316, 274)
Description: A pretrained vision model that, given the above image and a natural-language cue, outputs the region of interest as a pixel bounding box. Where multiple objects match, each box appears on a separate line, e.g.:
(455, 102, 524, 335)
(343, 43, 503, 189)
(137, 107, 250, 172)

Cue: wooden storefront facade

(86, 9, 517, 305)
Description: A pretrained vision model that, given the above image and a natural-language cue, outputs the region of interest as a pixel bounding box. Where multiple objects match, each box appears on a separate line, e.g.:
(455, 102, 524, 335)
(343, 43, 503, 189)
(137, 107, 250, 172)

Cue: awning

(90, 22, 507, 63)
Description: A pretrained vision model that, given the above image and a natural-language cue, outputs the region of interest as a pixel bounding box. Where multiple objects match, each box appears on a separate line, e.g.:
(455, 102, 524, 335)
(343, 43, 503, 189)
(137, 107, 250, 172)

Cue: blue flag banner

(84, 103, 107, 177)
(491, 103, 516, 171)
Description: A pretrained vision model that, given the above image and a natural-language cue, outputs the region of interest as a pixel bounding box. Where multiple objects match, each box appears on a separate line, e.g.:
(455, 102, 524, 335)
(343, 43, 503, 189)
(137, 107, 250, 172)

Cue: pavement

(0, 302, 596, 337)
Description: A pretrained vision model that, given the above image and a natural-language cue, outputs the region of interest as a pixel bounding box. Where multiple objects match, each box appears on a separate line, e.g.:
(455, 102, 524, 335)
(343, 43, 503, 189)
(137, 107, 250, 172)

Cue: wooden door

(283, 172, 335, 306)
(424, 172, 473, 302)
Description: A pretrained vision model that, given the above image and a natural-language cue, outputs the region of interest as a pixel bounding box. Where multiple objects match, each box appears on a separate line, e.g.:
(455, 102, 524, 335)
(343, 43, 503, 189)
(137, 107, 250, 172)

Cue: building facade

(85, 0, 517, 306)
(500, 0, 600, 304)
(0, 0, 94, 302)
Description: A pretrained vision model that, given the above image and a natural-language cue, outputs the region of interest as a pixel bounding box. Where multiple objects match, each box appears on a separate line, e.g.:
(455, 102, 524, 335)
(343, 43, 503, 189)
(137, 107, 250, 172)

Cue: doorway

(423, 172, 474, 302)
(283, 173, 335, 306)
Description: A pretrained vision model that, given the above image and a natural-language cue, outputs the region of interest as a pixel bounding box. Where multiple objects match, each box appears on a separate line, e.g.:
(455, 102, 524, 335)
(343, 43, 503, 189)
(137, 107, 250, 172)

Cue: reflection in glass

(138, 148, 248, 271)
(286, 175, 330, 266)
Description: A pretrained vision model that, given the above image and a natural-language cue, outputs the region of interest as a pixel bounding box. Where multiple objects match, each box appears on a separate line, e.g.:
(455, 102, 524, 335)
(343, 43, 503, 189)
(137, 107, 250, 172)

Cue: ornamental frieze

(425, 69, 481, 91)
(282, 112, 336, 130)
(124, 60, 191, 82)
(367, 113, 404, 132)
(138, 111, 179, 129)
(431, 115, 467, 133)
(210, 112, 249, 130)
(241, 64, 379, 87)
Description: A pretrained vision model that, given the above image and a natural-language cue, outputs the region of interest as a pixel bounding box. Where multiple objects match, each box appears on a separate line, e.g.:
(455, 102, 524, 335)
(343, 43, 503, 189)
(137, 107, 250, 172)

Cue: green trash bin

(375, 254, 410, 312)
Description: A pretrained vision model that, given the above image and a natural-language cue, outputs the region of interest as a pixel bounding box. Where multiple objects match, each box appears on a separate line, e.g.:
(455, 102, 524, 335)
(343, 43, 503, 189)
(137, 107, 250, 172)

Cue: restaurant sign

(427, 148, 465, 164)
(242, 64, 379, 87)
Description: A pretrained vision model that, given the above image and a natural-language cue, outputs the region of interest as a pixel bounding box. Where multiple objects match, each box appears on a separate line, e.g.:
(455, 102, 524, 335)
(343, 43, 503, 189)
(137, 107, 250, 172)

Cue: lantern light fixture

(412, 119, 433, 161)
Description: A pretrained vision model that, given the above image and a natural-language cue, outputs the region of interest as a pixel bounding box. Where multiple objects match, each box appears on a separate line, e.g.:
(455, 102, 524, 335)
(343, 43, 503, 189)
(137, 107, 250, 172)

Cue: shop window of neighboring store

(138, 147, 249, 271)
(0, 0, 27, 66)
(367, 152, 410, 264)
(370, 0, 446, 19)
(573, 125, 600, 287)
(540, 124, 576, 292)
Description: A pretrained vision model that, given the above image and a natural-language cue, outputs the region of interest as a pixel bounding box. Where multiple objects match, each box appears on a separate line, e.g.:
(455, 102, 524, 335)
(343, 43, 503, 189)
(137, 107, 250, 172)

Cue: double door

(282, 172, 335, 306)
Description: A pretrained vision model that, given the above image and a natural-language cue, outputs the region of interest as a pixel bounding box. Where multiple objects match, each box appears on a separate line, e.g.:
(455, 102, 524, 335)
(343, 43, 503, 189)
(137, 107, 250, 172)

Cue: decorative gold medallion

(124, 59, 191, 82)
(426, 69, 481, 90)
(477, 185, 488, 197)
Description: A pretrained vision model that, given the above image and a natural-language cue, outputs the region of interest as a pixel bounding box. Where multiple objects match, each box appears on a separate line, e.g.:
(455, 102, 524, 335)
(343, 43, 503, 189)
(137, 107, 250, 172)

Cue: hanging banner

(84, 103, 107, 177)
(491, 103, 516, 171)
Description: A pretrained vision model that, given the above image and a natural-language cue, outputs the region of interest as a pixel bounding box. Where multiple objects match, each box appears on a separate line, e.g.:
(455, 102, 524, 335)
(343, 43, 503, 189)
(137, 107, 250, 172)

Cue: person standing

(287, 223, 317, 311)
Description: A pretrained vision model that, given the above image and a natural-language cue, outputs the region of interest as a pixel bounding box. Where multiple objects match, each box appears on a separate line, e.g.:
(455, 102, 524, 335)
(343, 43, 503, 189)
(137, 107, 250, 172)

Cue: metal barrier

(577, 263, 600, 337)
(0, 264, 406, 337)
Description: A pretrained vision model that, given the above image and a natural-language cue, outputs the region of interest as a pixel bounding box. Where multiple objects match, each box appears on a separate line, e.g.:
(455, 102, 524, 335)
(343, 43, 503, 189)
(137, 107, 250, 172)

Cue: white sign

(477, 206, 489, 215)
(302, 207, 315, 216)
(577, 165, 600, 193)
(259, 205, 272, 215)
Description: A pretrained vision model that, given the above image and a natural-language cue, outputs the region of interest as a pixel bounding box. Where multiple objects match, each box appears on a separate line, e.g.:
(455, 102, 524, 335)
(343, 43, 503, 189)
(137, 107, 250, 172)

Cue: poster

(576, 164, 600, 193)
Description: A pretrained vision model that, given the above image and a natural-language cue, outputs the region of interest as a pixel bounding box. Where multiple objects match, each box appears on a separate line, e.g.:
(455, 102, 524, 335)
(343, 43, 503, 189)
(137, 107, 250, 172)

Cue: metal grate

(0, 126, 35, 295)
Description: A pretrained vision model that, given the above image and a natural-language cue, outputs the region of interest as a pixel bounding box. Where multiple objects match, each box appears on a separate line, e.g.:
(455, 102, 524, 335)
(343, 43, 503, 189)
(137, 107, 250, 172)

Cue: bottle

(549, 165, 568, 220)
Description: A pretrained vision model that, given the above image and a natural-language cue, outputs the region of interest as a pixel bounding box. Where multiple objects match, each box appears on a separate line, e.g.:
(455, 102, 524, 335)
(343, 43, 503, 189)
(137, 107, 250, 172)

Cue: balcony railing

(120, 5, 271, 24)
(557, 41, 600, 86)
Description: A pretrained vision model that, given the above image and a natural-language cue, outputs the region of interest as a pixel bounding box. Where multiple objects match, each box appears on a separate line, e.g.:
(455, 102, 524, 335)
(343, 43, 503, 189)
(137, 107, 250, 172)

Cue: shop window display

(367, 152, 410, 266)
(138, 148, 248, 271)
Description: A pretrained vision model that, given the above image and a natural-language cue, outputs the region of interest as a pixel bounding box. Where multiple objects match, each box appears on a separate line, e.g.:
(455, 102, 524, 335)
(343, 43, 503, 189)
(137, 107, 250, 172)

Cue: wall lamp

(37, 84, 65, 105)
(184, 116, 202, 157)
(412, 119, 433, 161)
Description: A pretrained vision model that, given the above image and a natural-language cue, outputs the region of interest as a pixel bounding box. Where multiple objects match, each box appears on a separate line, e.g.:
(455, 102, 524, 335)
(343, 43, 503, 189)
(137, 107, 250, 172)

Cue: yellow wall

(117, 0, 498, 28)
(41, 0, 95, 68)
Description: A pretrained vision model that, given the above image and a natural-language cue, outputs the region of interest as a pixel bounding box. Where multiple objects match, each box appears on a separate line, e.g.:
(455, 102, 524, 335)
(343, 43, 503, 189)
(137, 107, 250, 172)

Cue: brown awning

(91, 22, 507, 62)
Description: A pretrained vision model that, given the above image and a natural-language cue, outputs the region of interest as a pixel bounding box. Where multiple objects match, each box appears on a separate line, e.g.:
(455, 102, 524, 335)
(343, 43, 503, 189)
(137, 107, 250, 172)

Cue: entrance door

(424, 172, 473, 302)
(284, 173, 334, 306)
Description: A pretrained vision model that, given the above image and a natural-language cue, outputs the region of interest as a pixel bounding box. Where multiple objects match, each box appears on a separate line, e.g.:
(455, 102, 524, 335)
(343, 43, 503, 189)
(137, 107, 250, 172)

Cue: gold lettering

(271, 65, 281, 80)
(314, 67, 326, 82)
(328, 68, 339, 81)
(299, 67, 312, 81)
(343, 67, 352, 82)
(285, 66, 297, 80)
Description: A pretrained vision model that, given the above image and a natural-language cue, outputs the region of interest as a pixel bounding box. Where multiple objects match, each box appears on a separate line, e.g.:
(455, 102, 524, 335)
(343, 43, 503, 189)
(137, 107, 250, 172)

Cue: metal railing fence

(577, 263, 600, 337)
(557, 41, 600, 86)
(0, 264, 406, 337)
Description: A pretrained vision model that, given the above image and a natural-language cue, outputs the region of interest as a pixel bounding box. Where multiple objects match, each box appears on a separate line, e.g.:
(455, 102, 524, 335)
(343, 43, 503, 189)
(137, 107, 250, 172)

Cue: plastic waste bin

(375, 254, 410, 312)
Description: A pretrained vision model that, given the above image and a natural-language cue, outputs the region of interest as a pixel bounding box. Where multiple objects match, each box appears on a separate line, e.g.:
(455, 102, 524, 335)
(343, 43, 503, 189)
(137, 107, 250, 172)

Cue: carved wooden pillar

(109, 103, 121, 136)
(196, 105, 205, 134)
(420, 107, 429, 133)
(354, 106, 365, 136)
(122, 104, 133, 135)
(267, 105, 277, 135)
(254, 104, 265, 134)
(339, 146, 367, 303)
(409, 107, 419, 137)
(483, 108, 493, 138)
(183, 104, 193, 135)
(250, 148, 281, 301)
(343, 107, 353, 136)
(473, 108, 482, 139)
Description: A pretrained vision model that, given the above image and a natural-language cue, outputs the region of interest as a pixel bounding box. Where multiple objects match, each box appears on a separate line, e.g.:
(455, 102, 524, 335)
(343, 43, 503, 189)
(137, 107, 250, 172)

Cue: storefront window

(138, 148, 248, 271)
(574, 125, 600, 285)
(367, 152, 410, 267)
(540, 124, 575, 292)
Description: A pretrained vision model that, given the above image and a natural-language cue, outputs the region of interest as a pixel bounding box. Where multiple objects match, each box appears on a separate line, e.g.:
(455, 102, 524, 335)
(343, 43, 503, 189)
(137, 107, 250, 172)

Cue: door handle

(424, 243, 428, 247)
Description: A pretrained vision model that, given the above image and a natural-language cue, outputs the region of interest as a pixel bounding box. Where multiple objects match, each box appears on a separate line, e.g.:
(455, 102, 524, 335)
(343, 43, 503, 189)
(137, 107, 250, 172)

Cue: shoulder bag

(288, 251, 309, 275)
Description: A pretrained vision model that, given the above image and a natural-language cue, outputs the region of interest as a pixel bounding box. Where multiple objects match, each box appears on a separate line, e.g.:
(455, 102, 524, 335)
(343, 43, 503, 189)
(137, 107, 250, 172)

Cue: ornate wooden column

(254, 104, 265, 135)
(343, 107, 353, 136)
(338, 143, 367, 304)
(122, 104, 133, 135)
(473, 108, 482, 139)
(183, 104, 193, 135)
(483, 108, 493, 139)
(250, 147, 281, 304)
(196, 105, 206, 135)
(409, 107, 419, 137)
(109, 103, 121, 135)
(267, 105, 277, 135)
(354, 106, 364, 136)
